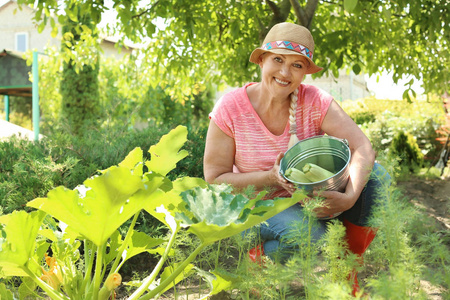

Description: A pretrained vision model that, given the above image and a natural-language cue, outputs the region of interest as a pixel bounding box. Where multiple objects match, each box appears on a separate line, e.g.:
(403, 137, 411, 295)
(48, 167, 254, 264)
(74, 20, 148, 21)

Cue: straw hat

(249, 22, 323, 74)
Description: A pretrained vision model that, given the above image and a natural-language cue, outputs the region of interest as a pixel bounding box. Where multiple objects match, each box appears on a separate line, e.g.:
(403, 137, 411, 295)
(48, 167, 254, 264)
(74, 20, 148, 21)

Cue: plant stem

(215, 240, 221, 269)
(127, 228, 180, 300)
(92, 243, 105, 300)
(110, 211, 140, 276)
(139, 242, 210, 300)
(22, 267, 69, 300)
(81, 240, 95, 294)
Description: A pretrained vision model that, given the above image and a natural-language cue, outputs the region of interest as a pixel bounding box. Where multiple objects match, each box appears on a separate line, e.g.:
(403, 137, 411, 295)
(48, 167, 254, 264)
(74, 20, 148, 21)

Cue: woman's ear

(258, 54, 265, 67)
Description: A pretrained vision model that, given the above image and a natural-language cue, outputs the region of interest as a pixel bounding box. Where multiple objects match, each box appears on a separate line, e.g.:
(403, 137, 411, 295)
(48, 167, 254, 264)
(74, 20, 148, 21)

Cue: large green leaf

(0, 210, 46, 277)
(103, 230, 166, 267)
(124, 231, 166, 261)
(145, 125, 189, 177)
(104, 230, 123, 265)
(0, 283, 14, 300)
(143, 177, 207, 228)
(196, 268, 236, 296)
(118, 147, 144, 176)
(27, 167, 163, 246)
(177, 185, 307, 244)
(177, 184, 252, 226)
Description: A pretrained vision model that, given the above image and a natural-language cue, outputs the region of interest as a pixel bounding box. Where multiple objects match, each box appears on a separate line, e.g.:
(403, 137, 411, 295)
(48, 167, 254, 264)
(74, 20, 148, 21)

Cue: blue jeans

(242, 163, 391, 263)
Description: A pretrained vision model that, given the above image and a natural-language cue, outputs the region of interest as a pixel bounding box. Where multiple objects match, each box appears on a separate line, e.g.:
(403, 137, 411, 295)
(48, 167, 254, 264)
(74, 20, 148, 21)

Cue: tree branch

(290, 0, 319, 29)
(290, 0, 306, 26)
(132, 1, 159, 19)
(260, 0, 291, 41)
(304, 0, 319, 27)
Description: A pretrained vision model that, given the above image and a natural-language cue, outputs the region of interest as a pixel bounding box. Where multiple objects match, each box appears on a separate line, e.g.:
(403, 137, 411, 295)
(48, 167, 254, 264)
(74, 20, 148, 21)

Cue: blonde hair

(287, 88, 299, 148)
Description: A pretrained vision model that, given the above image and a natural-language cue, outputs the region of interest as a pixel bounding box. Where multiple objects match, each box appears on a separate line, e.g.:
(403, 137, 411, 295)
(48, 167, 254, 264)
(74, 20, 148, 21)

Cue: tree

(19, 0, 449, 98)
(59, 3, 101, 134)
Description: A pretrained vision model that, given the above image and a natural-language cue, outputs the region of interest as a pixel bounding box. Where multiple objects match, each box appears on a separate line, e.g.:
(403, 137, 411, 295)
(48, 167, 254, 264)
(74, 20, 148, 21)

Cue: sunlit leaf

(0, 282, 14, 300)
(196, 268, 236, 296)
(124, 231, 166, 261)
(0, 210, 46, 277)
(104, 230, 123, 265)
(37, 21, 46, 33)
(143, 177, 207, 228)
(66, 9, 78, 22)
(145, 125, 188, 177)
(18, 277, 37, 300)
(27, 167, 162, 246)
(118, 147, 144, 176)
(344, 0, 358, 12)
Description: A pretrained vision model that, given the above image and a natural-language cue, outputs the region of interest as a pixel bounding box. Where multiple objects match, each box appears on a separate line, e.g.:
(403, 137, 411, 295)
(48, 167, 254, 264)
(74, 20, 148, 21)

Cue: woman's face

(260, 53, 309, 98)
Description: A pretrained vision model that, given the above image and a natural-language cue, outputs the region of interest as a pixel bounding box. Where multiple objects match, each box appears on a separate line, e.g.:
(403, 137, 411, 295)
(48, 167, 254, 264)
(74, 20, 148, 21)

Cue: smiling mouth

(274, 77, 289, 85)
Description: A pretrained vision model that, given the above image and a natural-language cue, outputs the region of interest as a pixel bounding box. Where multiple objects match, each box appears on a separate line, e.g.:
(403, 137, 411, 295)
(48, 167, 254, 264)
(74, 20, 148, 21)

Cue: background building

(0, 0, 134, 59)
(303, 70, 371, 102)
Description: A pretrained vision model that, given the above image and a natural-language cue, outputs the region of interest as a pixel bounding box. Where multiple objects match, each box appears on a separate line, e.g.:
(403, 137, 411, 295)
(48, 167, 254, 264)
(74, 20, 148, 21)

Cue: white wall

(0, 1, 59, 53)
(0, 1, 134, 59)
(303, 69, 370, 102)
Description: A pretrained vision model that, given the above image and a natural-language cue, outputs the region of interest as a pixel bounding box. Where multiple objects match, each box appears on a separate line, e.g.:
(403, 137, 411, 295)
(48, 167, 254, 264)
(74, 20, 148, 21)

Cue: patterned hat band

(262, 41, 313, 60)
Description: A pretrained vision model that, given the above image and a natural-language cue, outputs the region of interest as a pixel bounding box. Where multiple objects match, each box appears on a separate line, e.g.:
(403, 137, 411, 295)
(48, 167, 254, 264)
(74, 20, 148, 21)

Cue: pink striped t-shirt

(210, 82, 333, 198)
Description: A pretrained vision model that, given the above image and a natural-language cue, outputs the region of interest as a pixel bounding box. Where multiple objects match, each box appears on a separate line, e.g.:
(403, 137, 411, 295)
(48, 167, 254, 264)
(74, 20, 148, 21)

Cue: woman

(203, 22, 390, 295)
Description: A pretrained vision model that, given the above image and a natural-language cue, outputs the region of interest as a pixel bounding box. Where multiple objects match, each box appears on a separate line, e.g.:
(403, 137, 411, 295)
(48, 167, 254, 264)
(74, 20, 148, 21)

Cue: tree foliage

(18, 0, 449, 97)
(59, 3, 101, 134)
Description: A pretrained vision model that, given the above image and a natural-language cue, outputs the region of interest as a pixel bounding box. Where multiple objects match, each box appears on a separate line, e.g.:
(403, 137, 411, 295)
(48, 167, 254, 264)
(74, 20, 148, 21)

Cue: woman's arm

(317, 100, 376, 215)
(203, 120, 295, 193)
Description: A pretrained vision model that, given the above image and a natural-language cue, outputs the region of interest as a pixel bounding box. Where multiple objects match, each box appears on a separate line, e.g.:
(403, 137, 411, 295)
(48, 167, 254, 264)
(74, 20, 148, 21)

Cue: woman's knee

(371, 162, 392, 188)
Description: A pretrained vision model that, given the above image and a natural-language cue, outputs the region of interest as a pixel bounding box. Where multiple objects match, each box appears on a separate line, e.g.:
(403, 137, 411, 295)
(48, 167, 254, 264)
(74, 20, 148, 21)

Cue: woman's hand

(271, 152, 297, 195)
(311, 189, 358, 218)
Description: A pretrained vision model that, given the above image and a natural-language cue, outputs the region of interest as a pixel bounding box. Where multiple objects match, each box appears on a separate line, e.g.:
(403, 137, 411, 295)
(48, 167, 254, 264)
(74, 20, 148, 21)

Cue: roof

(0, 48, 25, 59)
(0, 49, 32, 97)
(100, 35, 139, 50)
(0, 0, 14, 11)
(0, 0, 33, 13)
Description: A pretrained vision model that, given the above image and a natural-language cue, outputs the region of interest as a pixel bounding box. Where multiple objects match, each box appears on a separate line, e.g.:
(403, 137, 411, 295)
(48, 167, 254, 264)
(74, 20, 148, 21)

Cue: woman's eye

(274, 57, 283, 63)
(293, 63, 303, 68)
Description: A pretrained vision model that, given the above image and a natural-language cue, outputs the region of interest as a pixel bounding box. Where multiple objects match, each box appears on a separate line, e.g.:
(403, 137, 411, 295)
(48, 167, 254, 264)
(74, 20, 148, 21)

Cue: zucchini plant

(0, 125, 306, 300)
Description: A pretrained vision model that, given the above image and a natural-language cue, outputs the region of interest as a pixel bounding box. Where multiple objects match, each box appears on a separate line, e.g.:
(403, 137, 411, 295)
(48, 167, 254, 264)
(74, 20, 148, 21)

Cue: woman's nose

(280, 64, 290, 76)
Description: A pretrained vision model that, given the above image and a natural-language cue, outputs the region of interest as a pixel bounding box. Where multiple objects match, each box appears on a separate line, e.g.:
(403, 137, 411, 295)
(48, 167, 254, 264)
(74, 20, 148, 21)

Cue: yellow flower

(99, 273, 122, 300)
(40, 254, 63, 290)
(105, 273, 122, 291)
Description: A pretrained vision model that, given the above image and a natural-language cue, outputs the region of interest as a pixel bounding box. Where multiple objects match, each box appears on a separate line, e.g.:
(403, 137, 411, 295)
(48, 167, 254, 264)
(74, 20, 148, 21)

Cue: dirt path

(383, 175, 450, 299)
(397, 175, 450, 231)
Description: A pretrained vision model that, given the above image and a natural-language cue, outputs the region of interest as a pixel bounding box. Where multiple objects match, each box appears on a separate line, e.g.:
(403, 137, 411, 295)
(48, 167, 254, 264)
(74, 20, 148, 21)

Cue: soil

(382, 175, 450, 300)
(396, 176, 450, 231)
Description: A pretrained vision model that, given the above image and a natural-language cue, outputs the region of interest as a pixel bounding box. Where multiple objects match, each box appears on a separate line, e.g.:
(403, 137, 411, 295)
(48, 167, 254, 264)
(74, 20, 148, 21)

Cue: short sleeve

(306, 86, 333, 126)
(209, 95, 235, 138)
(296, 84, 334, 139)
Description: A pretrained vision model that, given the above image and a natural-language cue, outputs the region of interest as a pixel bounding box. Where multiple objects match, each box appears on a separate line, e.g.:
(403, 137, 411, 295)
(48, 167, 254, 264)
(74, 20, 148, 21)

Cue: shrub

(349, 111, 376, 125)
(388, 130, 424, 171)
(0, 123, 207, 216)
(0, 136, 77, 214)
(341, 97, 446, 166)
